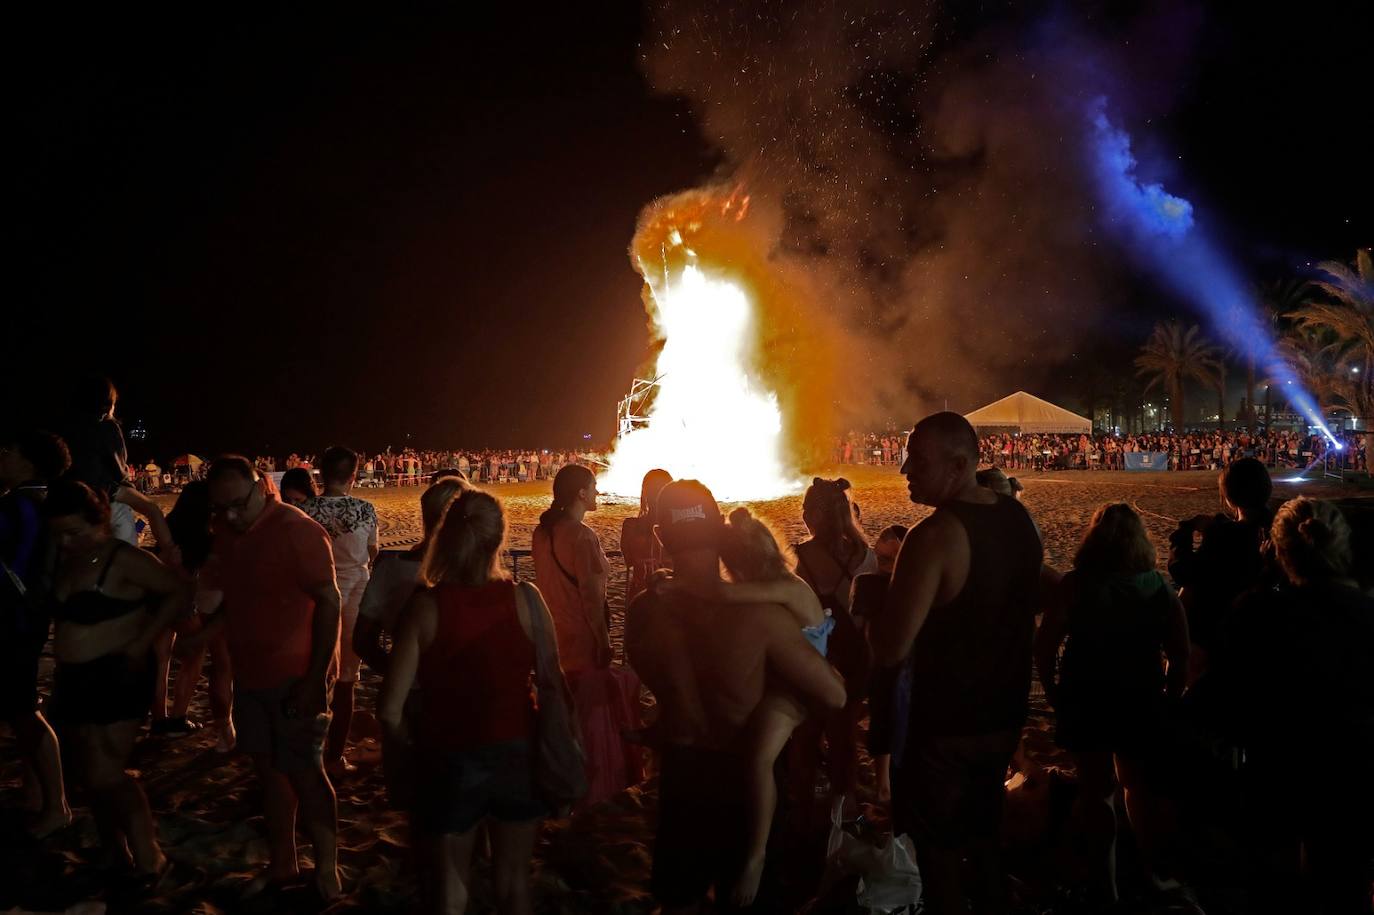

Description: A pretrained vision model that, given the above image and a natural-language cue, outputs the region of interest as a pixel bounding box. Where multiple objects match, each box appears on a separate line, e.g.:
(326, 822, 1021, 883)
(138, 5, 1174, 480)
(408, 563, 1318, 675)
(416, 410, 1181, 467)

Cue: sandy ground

(0, 468, 1359, 914)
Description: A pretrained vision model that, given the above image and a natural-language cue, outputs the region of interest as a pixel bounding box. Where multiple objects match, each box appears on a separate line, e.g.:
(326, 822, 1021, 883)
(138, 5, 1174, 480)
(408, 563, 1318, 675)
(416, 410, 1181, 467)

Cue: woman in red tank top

(380, 488, 557, 915)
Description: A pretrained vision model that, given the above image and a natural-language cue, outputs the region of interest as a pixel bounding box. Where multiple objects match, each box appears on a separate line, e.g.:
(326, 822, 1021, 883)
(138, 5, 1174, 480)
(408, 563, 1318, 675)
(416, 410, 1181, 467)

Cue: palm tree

(1275, 328, 1342, 408)
(1330, 347, 1374, 435)
(1292, 249, 1374, 357)
(1290, 249, 1374, 454)
(1135, 321, 1223, 431)
(1251, 278, 1309, 427)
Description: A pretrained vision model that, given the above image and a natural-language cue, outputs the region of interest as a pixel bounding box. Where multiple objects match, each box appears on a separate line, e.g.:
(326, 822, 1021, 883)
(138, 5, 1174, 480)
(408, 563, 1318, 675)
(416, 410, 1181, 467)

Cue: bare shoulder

(117, 543, 177, 584)
(118, 543, 163, 573)
(576, 521, 604, 549)
(915, 510, 961, 538)
(904, 510, 964, 552)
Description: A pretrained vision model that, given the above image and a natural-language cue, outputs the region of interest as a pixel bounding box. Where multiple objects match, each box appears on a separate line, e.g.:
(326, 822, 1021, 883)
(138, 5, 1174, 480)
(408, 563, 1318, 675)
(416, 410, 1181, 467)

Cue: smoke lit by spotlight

(1086, 98, 1340, 448)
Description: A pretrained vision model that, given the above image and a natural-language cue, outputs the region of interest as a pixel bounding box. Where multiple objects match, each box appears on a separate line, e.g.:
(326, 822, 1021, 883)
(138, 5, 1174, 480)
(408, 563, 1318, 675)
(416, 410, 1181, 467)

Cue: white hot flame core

(601, 264, 799, 502)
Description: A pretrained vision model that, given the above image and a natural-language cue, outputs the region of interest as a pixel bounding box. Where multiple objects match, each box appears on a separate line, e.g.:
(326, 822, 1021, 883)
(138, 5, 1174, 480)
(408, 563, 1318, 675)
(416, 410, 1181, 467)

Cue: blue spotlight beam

(1086, 98, 1339, 447)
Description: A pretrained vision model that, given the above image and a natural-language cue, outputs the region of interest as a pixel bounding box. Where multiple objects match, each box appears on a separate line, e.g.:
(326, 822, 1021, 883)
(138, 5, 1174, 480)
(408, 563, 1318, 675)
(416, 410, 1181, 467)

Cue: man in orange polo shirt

(204, 455, 343, 900)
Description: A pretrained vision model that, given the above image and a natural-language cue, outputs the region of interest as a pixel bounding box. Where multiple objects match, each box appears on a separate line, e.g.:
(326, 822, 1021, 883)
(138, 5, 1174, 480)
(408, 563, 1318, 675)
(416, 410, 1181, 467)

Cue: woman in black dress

(1035, 503, 1190, 907)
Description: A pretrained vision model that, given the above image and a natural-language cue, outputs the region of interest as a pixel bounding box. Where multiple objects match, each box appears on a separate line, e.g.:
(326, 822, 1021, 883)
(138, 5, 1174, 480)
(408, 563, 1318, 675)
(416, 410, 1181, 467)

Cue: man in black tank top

(870, 412, 1043, 915)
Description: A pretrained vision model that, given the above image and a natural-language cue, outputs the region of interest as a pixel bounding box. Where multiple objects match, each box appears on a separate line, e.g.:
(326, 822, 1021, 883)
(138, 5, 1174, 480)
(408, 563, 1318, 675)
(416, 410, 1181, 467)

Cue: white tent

(964, 391, 1091, 434)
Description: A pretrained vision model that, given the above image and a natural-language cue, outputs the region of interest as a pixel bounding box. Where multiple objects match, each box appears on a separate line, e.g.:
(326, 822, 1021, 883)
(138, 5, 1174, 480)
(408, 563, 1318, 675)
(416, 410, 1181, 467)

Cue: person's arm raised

(113, 485, 181, 568)
(869, 513, 959, 667)
(763, 608, 846, 710)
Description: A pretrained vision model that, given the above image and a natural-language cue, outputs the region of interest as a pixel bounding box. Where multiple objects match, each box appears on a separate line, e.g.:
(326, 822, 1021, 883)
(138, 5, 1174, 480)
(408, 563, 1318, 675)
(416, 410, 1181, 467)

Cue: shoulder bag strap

(544, 528, 611, 643)
(549, 532, 580, 587)
(538, 524, 581, 588)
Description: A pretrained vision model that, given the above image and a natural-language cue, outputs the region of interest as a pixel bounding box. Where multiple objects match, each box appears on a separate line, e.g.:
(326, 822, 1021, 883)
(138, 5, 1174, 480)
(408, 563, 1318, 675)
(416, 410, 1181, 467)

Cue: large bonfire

(600, 189, 805, 502)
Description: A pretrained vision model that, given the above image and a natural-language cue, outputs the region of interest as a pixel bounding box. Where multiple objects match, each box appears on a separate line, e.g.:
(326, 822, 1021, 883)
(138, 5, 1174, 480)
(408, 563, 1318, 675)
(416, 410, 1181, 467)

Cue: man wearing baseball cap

(627, 479, 846, 912)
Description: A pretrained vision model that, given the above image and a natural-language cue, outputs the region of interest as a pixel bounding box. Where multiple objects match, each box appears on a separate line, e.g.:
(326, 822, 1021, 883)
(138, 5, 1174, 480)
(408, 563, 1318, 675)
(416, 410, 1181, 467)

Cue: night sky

(9, 3, 1370, 459)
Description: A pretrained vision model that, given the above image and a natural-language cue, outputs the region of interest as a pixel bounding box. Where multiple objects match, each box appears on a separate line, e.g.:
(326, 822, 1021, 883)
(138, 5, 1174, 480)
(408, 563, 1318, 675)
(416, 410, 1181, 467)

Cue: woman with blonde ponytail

(380, 489, 557, 915)
(1221, 497, 1374, 914)
(1269, 497, 1356, 587)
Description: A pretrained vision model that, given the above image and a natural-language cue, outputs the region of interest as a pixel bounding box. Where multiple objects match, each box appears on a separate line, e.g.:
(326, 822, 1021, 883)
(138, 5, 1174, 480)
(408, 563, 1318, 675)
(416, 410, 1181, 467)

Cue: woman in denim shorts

(380, 488, 553, 914)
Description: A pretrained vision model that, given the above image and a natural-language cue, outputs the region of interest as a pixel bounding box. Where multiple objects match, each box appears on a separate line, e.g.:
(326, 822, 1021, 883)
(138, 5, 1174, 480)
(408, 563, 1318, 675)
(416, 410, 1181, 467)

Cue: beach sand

(0, 467, 1355, 914)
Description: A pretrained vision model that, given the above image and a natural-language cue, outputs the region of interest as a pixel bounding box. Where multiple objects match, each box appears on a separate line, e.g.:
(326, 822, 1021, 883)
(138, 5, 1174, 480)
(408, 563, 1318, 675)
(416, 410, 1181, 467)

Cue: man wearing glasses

(202, 455, 343, 900)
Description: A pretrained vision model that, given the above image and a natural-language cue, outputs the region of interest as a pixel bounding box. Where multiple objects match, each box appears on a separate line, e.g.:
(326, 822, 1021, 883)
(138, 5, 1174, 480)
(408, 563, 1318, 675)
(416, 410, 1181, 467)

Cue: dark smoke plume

(639, 0, 1197, 439)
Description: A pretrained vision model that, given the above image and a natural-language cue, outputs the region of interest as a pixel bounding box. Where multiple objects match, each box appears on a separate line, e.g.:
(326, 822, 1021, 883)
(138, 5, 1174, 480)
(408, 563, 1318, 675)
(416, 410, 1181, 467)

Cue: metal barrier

(1323, 449, 1346, 481)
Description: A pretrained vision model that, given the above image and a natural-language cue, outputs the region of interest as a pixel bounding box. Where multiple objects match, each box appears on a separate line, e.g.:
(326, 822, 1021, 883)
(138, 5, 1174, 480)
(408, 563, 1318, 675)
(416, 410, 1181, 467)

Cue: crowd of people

(2, 378, 1372, 914)
(837, 428, 1369, 474)
(834, 431, 910, 466)
(131, 449, 597, 495)
(979, 429, 1368, 472)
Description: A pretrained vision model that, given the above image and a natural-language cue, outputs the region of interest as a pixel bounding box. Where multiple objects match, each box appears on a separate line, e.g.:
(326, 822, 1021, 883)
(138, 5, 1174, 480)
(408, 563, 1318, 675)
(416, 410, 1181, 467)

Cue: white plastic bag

(824, 802, 923, 913)
(856, 832, 922, 912)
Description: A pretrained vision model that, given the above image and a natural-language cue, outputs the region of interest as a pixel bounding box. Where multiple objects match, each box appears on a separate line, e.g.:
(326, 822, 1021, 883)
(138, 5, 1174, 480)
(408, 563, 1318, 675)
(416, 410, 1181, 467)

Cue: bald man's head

(901, 411, 981, 507)
(912, 412, 979, 461)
